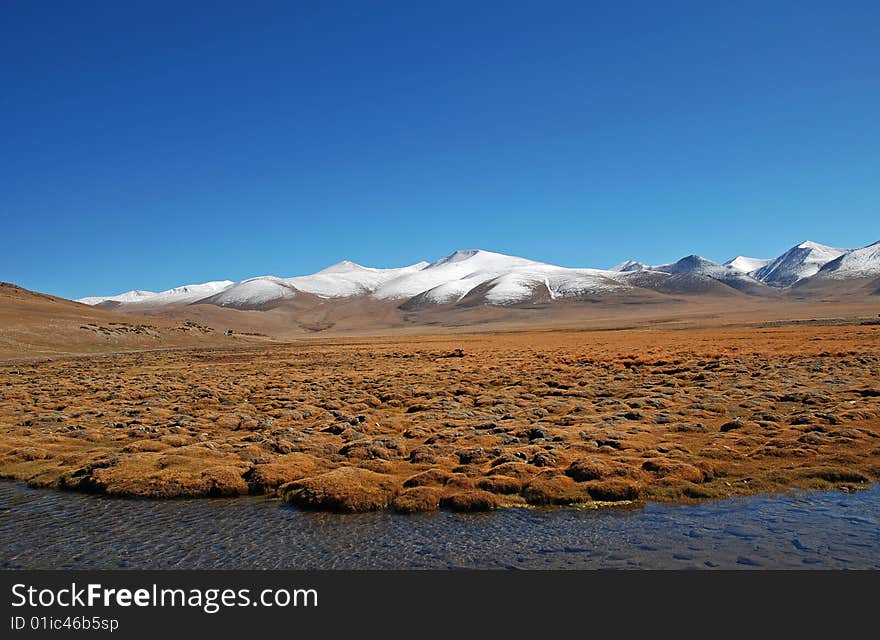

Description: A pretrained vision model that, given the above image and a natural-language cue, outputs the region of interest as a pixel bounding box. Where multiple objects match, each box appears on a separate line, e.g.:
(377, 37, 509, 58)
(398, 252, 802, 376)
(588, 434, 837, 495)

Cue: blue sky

(2, 1, 878, 299)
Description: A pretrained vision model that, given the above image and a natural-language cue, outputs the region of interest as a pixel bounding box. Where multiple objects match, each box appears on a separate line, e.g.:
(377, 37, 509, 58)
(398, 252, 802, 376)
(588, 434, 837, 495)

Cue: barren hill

(0, 282, 231, 360)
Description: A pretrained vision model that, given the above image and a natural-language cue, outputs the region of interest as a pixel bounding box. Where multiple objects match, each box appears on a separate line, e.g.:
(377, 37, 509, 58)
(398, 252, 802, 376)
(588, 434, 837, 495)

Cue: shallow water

(1, 482, 877, 569)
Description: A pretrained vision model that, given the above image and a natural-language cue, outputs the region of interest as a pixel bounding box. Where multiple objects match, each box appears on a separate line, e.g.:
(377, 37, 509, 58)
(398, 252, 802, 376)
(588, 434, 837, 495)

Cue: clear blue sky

(2, 1, 878, 299)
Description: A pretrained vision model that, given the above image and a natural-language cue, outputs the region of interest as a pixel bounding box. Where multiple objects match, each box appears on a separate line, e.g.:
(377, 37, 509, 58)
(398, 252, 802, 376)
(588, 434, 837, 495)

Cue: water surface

(1, 482, 877, 569)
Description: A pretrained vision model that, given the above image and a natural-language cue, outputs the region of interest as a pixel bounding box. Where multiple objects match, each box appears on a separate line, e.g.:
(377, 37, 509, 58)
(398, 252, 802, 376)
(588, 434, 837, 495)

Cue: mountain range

(77, 239, 880, 312)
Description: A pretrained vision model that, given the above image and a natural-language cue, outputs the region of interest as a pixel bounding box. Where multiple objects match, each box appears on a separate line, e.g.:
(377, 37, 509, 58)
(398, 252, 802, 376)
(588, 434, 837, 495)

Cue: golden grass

(1, 324, 879, 511)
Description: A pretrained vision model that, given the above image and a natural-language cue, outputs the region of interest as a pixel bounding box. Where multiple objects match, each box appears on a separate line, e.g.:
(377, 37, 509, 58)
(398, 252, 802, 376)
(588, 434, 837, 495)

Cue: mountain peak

(724, 256, 771, 274)
(427, 249, 544, 271)
(754, 241, 847, 286)
(610, 259, 647, 273)
(75, 289, 158, 305)
(815, 239, 880, 279)
(75, 239, 874, 309)
(317, 260, 368, 274)
(428, 249, 483, 268)
(657, 255, 718, 273)
(162, 280, 235, 295)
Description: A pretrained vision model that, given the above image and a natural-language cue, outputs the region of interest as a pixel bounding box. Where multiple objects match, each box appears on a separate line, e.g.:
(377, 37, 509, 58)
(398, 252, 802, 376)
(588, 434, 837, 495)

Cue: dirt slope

(0, 282, 232, 360)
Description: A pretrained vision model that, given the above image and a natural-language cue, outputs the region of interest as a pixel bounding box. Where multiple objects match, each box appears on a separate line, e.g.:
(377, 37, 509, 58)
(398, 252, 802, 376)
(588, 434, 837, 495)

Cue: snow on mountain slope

(815, 240, 880, 279)
(481, 266, 626, 305)
(372, 250, 541, 300)
(417, 273, 496, 305)
(136, 281, 234, 305)
(284, 261, 429, 298)
(653, 255, 756, 281)
(649, 255, 769, 295)
(77, 290, 157, 305)
(74, 240, 879, 312)
(416, 264, 626, 306)
(610, 260, 648, 272)
(724, 256, 771, 274)
(78, 282, 234, 306)
(206, 277, 296, 308)
(753, 241, 847, 286)
(653, 255, 714, 274)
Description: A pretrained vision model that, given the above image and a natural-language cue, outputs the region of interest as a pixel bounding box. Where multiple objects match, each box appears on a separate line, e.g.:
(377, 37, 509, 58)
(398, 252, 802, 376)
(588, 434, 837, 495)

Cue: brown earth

(2, 323, 879, 512)
(134, 290, 880, 340)
(0, 282, 254, 361)
(6, 275, 880, 360)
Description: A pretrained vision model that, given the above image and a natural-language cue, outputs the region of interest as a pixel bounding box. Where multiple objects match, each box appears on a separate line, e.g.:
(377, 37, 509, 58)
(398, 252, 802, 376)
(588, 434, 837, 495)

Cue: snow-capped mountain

(204, 277, 297, 308)
(366, 250, 623, 306)
(753, 241, 847, 287)
(478, 266, 624, 304)
(653, 255, 743, 278)
(286, 261, 429, 298)
(77, 250, 630, 310)
(75, 239, 879, 311)
(77, 289, 157, 305)
(404, 261, 625, 307)
(78, 282, 233, 307)
(372, 250, 541, 301)
(610, 260, 648, 273)
(649, 255, 767, 293)
(814, 240, 880, 280)
(724, 256, 771, 274)
(141, 281, 234, 305)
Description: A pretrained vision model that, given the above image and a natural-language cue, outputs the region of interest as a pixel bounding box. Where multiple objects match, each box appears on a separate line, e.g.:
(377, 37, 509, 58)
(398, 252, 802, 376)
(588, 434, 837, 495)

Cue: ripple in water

(1, 482, 878, 569)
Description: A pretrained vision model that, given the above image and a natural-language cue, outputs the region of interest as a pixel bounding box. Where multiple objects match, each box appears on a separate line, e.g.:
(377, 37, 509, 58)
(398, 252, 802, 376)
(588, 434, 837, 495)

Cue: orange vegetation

(1, 325, 879, 512)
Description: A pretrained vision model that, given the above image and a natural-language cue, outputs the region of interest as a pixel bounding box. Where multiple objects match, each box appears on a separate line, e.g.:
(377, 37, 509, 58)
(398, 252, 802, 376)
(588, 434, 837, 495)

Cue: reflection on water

(1, 482, 877, 569)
